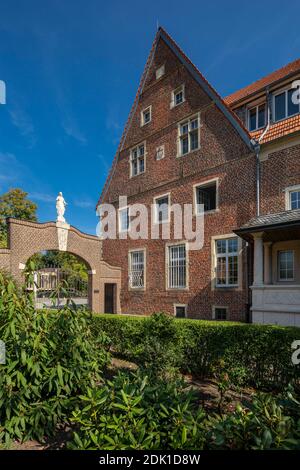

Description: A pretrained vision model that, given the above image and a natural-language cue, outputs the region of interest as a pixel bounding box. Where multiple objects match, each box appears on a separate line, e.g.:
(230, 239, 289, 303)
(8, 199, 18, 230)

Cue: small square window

(156, 145, 165, 160)
(156, 64, 165, 80)
(214, 307, 227, 320)
(175, 305, 186, 318)
(141, 107, 151, 126)
(172, 85, 185, 108)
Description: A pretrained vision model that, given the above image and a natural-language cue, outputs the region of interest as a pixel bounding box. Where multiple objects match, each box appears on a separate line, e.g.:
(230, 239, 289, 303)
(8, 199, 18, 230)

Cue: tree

(0, 188, 37, 247)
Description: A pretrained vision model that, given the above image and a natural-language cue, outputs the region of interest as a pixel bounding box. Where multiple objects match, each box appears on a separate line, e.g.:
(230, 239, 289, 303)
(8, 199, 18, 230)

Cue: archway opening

(26, 250, 90, 310)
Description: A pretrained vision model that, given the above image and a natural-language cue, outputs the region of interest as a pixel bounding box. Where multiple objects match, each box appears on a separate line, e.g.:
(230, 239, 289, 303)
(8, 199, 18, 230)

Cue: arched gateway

(0, 218, 121, 314)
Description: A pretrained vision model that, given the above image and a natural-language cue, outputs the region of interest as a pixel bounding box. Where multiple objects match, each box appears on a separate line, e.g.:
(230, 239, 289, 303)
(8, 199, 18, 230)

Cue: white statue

(56, 192, 67, 223)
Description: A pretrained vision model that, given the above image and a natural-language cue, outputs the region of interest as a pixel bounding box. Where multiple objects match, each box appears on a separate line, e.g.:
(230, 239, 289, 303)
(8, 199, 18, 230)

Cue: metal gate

(31, 268, 88, 309)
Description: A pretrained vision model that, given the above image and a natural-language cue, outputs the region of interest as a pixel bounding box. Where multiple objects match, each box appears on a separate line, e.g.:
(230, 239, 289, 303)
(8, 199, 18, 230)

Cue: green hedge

(92, 313, 300, 390)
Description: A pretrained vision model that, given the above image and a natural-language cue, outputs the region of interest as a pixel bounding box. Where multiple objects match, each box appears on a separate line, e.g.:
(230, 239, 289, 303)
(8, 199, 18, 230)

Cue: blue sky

(0, 0, 299, 234)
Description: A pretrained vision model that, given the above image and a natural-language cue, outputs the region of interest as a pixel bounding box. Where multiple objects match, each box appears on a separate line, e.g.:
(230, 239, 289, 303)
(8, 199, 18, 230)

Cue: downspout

(251, 87, 271, 217)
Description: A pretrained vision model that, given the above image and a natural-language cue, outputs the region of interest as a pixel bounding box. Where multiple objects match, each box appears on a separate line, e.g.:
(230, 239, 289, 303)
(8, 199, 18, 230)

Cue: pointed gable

(97, 28, 252, 207)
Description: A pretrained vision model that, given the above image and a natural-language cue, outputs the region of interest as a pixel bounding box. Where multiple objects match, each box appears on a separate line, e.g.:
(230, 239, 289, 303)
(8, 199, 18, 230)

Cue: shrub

(69, 371, 206, 450)
(0, 272, 110, 445)
(93, 313, 300, 390)
(206, 388, 300, 450)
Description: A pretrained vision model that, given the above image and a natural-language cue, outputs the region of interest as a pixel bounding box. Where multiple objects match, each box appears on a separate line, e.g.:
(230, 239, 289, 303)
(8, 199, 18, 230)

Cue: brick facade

(100, 31, 257, 320)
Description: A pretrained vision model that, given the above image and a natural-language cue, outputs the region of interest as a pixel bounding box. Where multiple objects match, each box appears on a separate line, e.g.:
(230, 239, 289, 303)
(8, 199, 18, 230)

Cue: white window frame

(156, 145, 165, 160)
(130, 142, 146, 177)
(128, 249, 146, 290)
(118, 206, 130, 233)
(273, 86, 300, 123)
(277, 250, 295, 282)
(285, 184, 300, 210)
(247, 103, 266, 131)
(153, 192, 170, 224)
(156, 64, 165, 80)
(193, 178, 219, 215)
(166, 242, 189, 290)
(212, 235, 241, 289)
(141, 106, 152, 127)
(171, 84, 185, 108)
(177, 113, 200, 157)
(174, 304, 187, 318)
(212, 305, 228, 320)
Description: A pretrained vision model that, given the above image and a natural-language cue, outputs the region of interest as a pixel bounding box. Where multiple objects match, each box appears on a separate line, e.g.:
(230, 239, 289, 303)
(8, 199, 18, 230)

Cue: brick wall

(101, 36, 256, 321)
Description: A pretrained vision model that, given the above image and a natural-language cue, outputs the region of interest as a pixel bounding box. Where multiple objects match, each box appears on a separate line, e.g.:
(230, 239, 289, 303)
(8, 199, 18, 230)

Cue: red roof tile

(225, 58, 300, 106)
(250, 114, 300, 144)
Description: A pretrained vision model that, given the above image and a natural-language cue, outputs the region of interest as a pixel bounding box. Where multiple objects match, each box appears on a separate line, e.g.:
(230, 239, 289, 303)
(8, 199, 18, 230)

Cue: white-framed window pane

(168, 245, 186, 288)
(181, 136, 189, 155)
(175, 90, 183, 105)
(143, 109, 151, 124)
(275, 92, 286, 121)
(249, 107, 257, 131)
(190, 130, 198, 151)
(119, 208, 129, 231)
(290, 191, 300, 210)
(180, 123, 188, 135)
(130, 251, 144, 288)
(216, 237, 238, 287)
(156, 196, 169, 223)
(258, 104, 266, 128)
(278, 250, 294, 281)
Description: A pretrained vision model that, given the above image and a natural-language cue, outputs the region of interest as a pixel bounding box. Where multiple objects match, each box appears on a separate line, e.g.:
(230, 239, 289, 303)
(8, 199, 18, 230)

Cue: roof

(236, 209, 300, 233)
(225, 57, 300, 106)
(97, 27, 252, 207)
(250, 114, 300, 144)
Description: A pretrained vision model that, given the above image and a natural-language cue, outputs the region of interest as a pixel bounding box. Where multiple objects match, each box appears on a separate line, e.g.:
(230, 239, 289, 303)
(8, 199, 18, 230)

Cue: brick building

(97, 27, 300, 326)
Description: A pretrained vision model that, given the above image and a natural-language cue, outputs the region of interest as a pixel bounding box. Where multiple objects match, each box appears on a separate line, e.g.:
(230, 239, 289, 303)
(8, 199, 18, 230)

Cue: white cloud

(30, 192, 56, 203)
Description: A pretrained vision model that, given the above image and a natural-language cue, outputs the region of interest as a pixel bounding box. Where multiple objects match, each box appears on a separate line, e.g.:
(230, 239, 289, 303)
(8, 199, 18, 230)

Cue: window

(129, 250, 145, 288)
(274, 88, 300, 122)
(156, 64, 165, 80)
(141, 106, 151, 126)
(214, 307, 227, 320)
(179, 115, 200, 156)
(119, 207, 130, 232)
(215, 237, 239, 287)
(195, 180, 217, 213)
(290, 190, 300, 210)
(168, 244, 187, 289)
(154, 194, 169, 223)
(156, 145, 165, 160)
(175, 305, 186, 318)
(130, 143, 145, 176)
(248, 104, 266, 131)
(278, 250, 294, 281)
(171, 85, 185, 107)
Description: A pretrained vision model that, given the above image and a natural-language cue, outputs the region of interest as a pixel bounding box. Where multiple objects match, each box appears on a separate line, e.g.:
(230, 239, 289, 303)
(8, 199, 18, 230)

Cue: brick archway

(0, 218, 121, 313)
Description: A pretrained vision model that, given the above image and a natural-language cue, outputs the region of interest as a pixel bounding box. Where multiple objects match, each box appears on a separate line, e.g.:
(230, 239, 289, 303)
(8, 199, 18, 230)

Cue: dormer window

(248, 104, 266, 131)
(171, 85, 185, 108)
(156, 64, 165, 80)
(274, 87, 300, 122)
(141, 106, 151, 126)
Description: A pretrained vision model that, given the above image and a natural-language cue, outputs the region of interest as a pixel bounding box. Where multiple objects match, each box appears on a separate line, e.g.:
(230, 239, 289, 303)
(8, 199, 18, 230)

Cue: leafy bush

(69, 371, 206, 450)
(206, 388, 300, 450)
(93, 313, 300, 390)
(0, 272, 110, 445)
